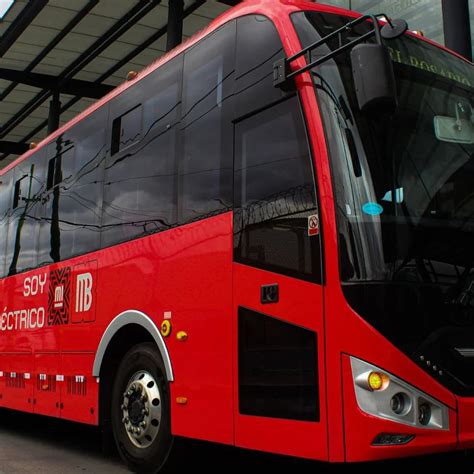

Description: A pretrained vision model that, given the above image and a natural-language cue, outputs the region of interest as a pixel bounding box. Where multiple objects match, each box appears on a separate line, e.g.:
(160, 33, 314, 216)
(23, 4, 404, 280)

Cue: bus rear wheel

(111, 343, 172, 473)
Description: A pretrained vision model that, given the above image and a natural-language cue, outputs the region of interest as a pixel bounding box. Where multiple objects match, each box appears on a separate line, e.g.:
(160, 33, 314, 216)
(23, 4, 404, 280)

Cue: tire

(111, 343, 173, 473)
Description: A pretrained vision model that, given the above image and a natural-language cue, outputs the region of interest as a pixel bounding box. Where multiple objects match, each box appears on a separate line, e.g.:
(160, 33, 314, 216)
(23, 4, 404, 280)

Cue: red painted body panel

(457, 398, 474, 449)
(127, 212, 235, 444)
(0, 0, 472, 464)
(0, 212, 234, 436)
(0, 353, 33, 413)
(60, 353, 98, 424)
(232, 263, 326, 460)
(33, 353, 60, 418)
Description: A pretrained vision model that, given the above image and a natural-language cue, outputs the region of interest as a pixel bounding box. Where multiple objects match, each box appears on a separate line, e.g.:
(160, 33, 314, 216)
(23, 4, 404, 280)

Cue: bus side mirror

(351, 43, 397, 114)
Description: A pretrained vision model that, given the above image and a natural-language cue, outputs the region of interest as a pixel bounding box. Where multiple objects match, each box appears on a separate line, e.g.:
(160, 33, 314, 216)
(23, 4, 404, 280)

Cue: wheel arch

(93, 309, 174, 382)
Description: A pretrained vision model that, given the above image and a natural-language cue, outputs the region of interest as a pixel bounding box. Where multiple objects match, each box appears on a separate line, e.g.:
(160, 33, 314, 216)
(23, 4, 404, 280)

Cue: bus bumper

(457, 397, 474, 450)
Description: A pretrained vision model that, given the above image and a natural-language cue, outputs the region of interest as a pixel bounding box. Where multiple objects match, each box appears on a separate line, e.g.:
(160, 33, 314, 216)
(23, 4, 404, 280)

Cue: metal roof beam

(92, 0, 205, 83)
(0, 141, 29, 155)
(0, 68, 114, 99)
(167, 0, 184, 51)
(60, 0, 162, 80)
(0, 0, 162, 140)
(442, 0, 473, 60)
(0, 0, 48, 58)
(0, 0, 206, 161)
(48, 92, 61, 135)
(217, 0, 241, 5)
(0, 0, 100, 103)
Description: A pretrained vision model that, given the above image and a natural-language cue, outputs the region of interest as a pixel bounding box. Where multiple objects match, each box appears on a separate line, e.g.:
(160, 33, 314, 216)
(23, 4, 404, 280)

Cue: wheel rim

(121, 370, 162, 449)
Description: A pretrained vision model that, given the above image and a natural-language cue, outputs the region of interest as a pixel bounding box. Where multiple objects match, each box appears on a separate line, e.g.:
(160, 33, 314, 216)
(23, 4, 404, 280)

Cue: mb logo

(54, 285, 64, 308)
(48, 267, 71, 326)
(76, 273, 93, 313)
(49, 265, 96, 325)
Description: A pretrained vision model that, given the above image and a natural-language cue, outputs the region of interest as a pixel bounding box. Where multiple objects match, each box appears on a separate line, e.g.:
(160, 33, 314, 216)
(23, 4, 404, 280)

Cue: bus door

(232, 93, 327, 460)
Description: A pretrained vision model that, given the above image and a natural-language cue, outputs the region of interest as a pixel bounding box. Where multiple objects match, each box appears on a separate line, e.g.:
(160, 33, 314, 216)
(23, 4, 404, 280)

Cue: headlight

(351, 357, 449, 430)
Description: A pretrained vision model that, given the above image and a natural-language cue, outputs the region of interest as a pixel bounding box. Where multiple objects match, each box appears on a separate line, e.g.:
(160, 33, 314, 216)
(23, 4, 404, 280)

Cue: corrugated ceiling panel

(0, 0, 234, 166)
(0, 1, 29, 36)
(86, 0, 140, 20)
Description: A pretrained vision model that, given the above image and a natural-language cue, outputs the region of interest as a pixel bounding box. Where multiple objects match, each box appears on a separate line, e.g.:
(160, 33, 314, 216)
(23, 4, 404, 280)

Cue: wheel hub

(121, 370, 162, 449)
(128, 396, 145, 425)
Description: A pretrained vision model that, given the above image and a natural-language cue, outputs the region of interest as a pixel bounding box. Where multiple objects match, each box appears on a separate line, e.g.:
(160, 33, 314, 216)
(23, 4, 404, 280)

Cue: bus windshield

(293, 11, 474, 395)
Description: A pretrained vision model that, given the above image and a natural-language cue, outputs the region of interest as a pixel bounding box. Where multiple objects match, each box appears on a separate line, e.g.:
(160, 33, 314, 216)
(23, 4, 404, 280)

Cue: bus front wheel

(111, 343, 172, 473)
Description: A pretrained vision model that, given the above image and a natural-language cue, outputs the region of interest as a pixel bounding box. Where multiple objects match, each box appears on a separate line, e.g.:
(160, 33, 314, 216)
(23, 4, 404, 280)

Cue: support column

(166, 0, 184, 52)
(48, 91, 61, 134)
(442, 0, 472, 60)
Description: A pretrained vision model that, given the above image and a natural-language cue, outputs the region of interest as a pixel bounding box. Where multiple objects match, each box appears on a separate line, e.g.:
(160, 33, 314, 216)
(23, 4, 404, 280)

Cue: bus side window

(5, 150, 46, 275)
(233, 15, 321, 282)
(111, 105, 142, 156)
(102, 55, 182, 248)
(59, 110, 107, 260)
(38, 135, 75, 266)
(179, 20, 236, 223)
(234, 96, 322, 283)
(0, 171, 12, 277)
(234, 15, 287, 119)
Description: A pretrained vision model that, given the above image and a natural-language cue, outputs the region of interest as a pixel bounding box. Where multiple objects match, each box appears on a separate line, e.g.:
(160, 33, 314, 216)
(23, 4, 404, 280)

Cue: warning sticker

(308, 214, 319, 236)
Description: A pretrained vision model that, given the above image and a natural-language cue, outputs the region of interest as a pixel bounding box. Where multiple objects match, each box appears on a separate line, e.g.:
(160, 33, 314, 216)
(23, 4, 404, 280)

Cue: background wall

(323, 0, 473, 54)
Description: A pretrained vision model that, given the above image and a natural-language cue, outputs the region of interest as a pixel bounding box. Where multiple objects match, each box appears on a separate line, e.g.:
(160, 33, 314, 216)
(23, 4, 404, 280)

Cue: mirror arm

(274, 13, 392, 88)
(285, 29, 376, 81)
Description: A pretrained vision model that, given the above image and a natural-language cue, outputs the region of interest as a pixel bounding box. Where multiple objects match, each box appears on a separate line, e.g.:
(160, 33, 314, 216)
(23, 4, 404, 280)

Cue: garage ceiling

(0, 0, 236, 168)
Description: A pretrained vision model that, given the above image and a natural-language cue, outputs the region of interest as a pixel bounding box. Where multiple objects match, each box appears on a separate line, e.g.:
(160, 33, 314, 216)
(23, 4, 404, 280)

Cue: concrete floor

(0, 409, 128, 473)
(0, 408, 473, 473)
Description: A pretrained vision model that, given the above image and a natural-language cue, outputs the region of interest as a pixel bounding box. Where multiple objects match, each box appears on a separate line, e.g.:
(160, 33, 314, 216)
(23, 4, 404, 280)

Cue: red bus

(0, 0, 473, 471)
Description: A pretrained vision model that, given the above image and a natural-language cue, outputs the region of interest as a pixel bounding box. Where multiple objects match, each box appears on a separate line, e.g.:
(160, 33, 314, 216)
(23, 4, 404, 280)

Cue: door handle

(261, 284, 279, 304)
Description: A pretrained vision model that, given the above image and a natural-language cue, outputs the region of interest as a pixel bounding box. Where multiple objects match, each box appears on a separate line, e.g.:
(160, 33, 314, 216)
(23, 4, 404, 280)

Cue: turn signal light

(368, 371, 389, 391)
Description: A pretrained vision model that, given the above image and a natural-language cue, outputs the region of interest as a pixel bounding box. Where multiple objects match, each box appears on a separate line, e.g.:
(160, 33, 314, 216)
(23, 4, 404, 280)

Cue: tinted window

(111, 105, 142, 155)
(235, 15, 287, 119)
(6, 150, 46, 275)
(67, 118, 105, 258)
(38, 134, 75, 265)
(102, 56, 182, 247)
(234, 97, 321, 282)
(180, 21, 235, 223)
(51, 110, 107, 260)
(0, 171, 12, 277)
